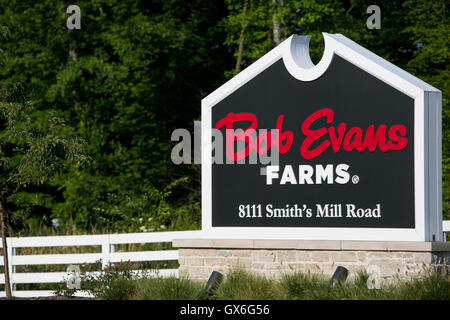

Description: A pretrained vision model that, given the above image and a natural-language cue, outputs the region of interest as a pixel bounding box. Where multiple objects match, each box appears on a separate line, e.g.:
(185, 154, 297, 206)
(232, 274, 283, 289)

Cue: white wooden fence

(0, 230, 201, 298)
(1, 223, 450, 298)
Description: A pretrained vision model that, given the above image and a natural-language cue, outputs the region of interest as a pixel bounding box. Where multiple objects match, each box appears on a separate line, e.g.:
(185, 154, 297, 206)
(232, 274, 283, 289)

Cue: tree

(404, 0, 449, 220)
(0, 1, 230, 233)
(0, 84, 87, 298)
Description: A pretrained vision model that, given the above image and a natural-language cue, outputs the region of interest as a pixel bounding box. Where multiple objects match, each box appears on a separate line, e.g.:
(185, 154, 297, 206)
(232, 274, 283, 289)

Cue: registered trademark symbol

(352, 175, 359, 184)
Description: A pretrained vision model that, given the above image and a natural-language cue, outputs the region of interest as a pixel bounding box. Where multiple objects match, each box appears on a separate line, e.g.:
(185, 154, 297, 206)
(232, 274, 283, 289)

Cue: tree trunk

(235, 0, 248, 73)
(67, 25, 80, 116)
(66, 1, 78, 64)
(68, 31, 78, 63)
(0, 201, 12, 299)
(272, 0, 284, 45)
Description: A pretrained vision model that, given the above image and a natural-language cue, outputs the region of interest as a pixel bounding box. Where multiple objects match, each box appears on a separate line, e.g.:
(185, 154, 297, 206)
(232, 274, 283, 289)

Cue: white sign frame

(201, 33, 442, 241)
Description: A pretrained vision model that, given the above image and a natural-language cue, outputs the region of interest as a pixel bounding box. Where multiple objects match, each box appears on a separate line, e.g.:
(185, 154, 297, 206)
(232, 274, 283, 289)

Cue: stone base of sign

(173, 239, 450, 282)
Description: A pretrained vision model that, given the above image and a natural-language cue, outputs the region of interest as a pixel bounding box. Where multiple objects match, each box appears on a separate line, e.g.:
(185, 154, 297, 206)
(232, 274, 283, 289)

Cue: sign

(201, 33, 442, 241)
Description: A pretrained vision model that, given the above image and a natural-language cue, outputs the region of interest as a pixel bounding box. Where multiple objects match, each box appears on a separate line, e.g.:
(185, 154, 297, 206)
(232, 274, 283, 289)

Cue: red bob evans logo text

(215, 107, 409, 186)
(215, 107, 408, 161)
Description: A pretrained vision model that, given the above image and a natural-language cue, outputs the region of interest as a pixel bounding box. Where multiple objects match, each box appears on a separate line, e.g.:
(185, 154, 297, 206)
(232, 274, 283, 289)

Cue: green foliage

(0, 86, 86, 186)
(213, 268, 281, 300)
(0, 1, 448, 233)
(56, 268, 450, 300)
(0, 0, 227, 233)
(55, 259, 206, 300)
(281, 270, 450, 300)
(55, 259, 137, 299)
(83, 261, 139, 300)
(403, 0, 449, 219)
(212, 269, 450, 300)
(394, 271, 450, 300)
(279, 270, 335, 299)
(0, 83, 88, 229)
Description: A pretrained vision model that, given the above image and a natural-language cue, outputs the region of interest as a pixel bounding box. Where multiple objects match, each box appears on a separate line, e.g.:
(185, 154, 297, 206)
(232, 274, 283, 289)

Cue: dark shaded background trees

(0, 0, 448, 234)
(0, 83, 88, 298)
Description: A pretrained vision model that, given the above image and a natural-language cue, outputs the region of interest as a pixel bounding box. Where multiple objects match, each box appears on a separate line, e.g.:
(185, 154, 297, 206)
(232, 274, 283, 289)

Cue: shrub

(55, 266, 450, 300)
(54, 260, 138, 299)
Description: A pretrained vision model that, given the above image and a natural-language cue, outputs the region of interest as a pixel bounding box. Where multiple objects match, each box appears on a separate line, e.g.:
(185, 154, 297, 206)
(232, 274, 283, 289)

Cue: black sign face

(211, 55, 415, 229)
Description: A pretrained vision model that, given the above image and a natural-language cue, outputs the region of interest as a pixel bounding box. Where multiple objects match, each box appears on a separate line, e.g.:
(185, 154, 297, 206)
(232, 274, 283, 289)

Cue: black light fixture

(205, 271, 223, 296)
(330, 266, 349, 286)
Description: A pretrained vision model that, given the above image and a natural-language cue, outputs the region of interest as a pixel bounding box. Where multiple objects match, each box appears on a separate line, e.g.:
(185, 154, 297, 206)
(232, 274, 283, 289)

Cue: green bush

(56, 267, 450, 300)
(55, 260, 138, 299)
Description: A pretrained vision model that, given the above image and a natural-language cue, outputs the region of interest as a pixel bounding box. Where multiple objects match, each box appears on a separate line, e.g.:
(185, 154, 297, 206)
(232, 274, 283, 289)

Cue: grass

(55, 265, 450, 300)
(213, 269, 280, 300)
(131, 277, 207, 300)
(3, 223, 449, 296)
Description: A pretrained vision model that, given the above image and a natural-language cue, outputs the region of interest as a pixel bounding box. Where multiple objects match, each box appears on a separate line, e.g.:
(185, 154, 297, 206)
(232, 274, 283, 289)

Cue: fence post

(101, 235, 111, 269)
(6, 238, 15, 295)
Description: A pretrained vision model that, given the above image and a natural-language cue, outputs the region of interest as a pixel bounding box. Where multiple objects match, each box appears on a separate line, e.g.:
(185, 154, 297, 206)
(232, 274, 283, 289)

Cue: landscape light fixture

(205, 271, 223, 296)
(330, 266, 349, 286)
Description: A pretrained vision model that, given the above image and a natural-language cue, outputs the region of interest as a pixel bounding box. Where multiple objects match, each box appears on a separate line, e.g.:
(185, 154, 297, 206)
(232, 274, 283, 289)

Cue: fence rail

(0, 230, 202, 298)
(1, 222, 449, 298)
